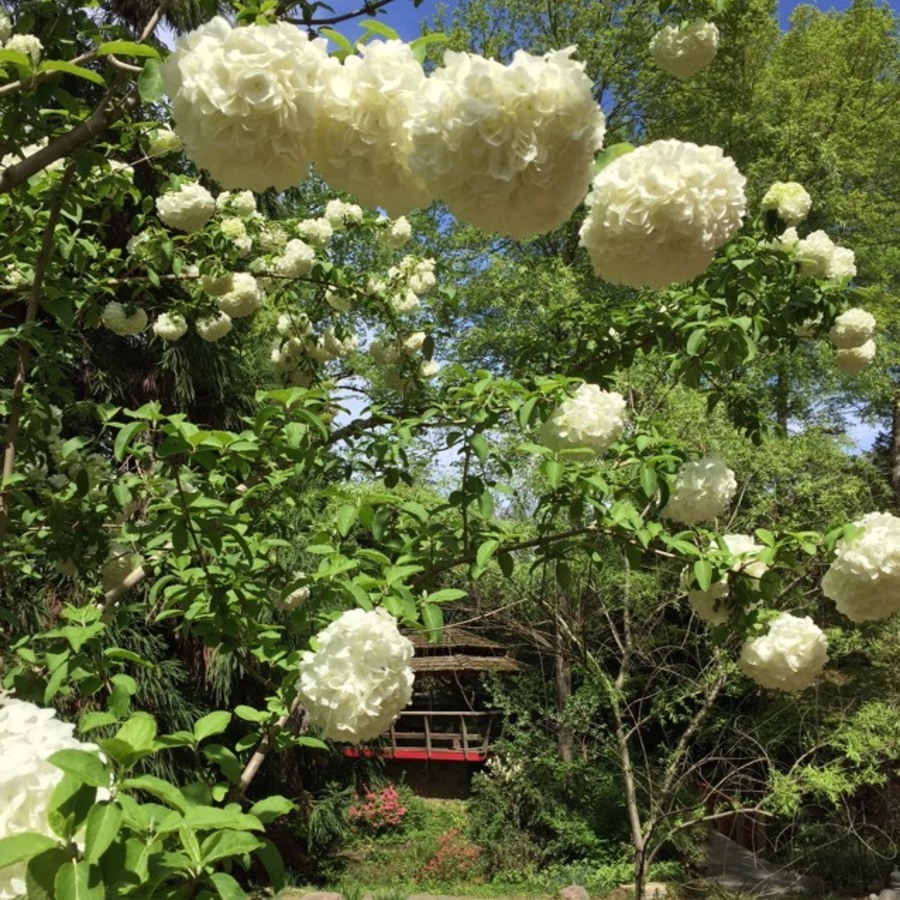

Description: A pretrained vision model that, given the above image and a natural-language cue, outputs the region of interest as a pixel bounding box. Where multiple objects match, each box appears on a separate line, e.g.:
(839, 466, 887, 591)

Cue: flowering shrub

(420, 828, 483, 883)
(349, 784, 408, 831)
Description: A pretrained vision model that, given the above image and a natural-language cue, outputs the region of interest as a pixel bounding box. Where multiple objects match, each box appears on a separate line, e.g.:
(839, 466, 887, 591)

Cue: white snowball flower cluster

(379, 216, 413, 249)
(539, 383, 627, 455)
(834, 340, 876, 375)
(795, 230, 856, 282)
(295, 607, 415, 742)
(296, 217, 334, 249)
(101, 544, 144, 592)
(152, 312, 188, 342)
(0, 696, 102, 899)
(0, 10, 11, 44)
(829, 308, 875, 349)
(215, 271, 263, 318)
(821, 512, 900, 622)
(156, 182, 216, 233)
(316, 41, 433, 217)
(684, 534, 767, 625)
(649, 19, 720, 80)
(271, 313, 357, 384)
(662, 454, 738, 525)
(274, 239, 316, 278)
(217, 189, 257, 219)
(775, 226, 800, 251)
(196, 311, 233, 342)
(162, 17, 327, 191)
(6, 33, 42, 65)
(219, 216, 252, 254)
(760, 181, 812, 226)
(828, 308, 876, 375)
(370, 331, 438, 390)
(407, 47, 605, 239)
(324, 199, 364, 230)
(100, 301, 148, 336)
(275, 574, 310, 611)
(580, 140, 746, 289)
(738, 613, 828, 692)
(145, 125, 182, 157)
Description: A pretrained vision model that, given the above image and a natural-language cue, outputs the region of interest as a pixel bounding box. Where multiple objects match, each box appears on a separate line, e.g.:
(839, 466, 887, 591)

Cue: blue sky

(372, 0, 900, 40)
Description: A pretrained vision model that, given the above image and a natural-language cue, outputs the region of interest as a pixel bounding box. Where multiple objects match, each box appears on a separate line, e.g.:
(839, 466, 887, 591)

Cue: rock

(300, 892, 343, 900)
(644, 883, 668, 899)
(559, 885, 590, 900)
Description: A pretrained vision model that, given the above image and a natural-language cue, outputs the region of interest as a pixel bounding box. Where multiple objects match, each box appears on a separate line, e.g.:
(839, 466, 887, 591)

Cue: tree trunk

(633, 846, 647, 900)
(554, 600, 574, 762)
(890, 386, 900, 504)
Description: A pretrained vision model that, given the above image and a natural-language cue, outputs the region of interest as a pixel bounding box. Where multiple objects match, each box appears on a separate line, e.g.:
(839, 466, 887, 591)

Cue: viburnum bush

(0, 0, 889, 896)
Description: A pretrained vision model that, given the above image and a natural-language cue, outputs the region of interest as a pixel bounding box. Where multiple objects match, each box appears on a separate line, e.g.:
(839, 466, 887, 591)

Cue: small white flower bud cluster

(761, 181, 812, 226)
(683, 534, 766, 625)
(378, 216, 413, 250)
(101, 301, 148, 336)
(370, 331, 438, 390)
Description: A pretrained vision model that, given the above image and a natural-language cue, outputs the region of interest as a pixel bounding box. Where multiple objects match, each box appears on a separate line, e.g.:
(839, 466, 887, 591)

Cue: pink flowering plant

(349, 783, 408, 832)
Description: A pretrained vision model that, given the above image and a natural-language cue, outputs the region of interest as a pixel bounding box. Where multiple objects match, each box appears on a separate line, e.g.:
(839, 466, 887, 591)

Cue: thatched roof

(412, 654, 525, 674)
(404, 626, 525, 674)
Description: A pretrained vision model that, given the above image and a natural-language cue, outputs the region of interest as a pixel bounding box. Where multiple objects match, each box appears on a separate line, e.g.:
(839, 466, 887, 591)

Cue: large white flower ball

(738, 613, 828, 692)
(834, 339, 876, 375)
(100, 301, 147, 336)
(760, 181, 812, 226)
(316, 41, 433, 217)
(156, 182, 216, 233)
(0, 696, 100, 899)
(296, 607, 414, 743)
(795, 230, 856, 282)
(161, 17, 328, 191)
(649, 19, 720, 80)
(829, 308, 875, 350)
(215, 272, 263, 318)
(407, 47, 605, 239)
(684, 534, 767, 625)
(579, 140, 746, 289)
(821, 512, 900, 622)
(539, 383, 627, 455)
(662, 454, 738, 525)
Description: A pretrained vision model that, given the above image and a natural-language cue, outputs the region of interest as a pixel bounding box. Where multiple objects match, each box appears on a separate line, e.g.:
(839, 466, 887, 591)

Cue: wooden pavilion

(343, 626, 523, 795)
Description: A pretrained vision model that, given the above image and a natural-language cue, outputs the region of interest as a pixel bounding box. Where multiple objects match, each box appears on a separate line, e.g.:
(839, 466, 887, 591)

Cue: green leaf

(0, 833, 59, 869)
(113, 421, 145, 461)
(476, 538, 500, 569)
(200, 830, 264, 867)
(686, 328, 706, 356)
(47, 749, 108, 788)
(593, 142, 635, 174)
(469, 432, 490, 465)
(422, 603, 443, 641)
(335, 504, 358, 537)
(693, 559, 714, 592)
(640, 466, 658, 500)
(26, 847, 69, 900)
(137, 58, 164, 103)
(542, 458, 562, 489)
(254, 838, 285, 892)
(209, 871, 247, 900)
(248, 795, 294, 824)
(83, 801, 123, 864)
(193, 710, 232, 743)
(424, 588, 467, 604)
(38, 59, 105, 85)
(55, 859, 103, 900)
(497, 551, 514, 579)
(115, 712, 157, 752)
(119, 775, 189, 813)
(48, 775, 96, 840)
(359, 18, 401, 40)
(97, 40, 160, 58)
